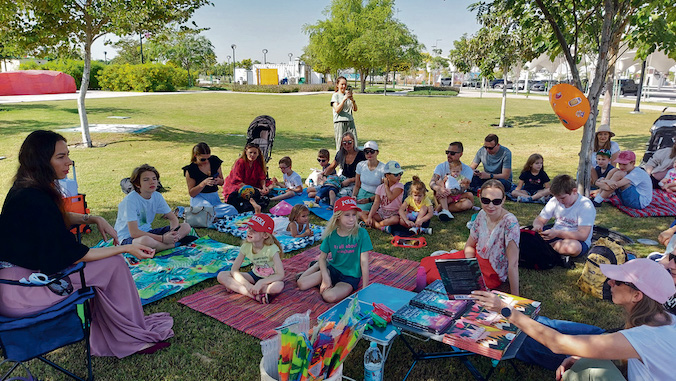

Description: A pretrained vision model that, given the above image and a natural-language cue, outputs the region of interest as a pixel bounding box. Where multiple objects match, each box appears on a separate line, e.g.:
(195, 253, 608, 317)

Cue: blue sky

(92, 0, 481, 63)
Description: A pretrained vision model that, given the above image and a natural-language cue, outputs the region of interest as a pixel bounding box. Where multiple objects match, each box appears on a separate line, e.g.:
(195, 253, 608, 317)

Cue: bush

(412, 85, 461, 92)
(97, 63, 189, 92)
(19, 59, 106, 89)
(228, 84, 333, 93)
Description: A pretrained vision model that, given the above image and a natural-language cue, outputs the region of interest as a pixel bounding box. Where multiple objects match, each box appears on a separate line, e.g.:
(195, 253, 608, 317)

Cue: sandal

(254, 293, 269, 304)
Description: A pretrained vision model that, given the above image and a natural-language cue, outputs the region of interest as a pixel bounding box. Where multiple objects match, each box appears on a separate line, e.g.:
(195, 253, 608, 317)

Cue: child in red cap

(217, 214, 285, 304)
(297, 197, 373, 303)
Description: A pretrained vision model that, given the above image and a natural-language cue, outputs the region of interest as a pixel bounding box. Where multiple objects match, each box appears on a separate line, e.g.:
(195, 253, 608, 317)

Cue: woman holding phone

(183, 142, 237, 217)
(331, 76, 358, 151)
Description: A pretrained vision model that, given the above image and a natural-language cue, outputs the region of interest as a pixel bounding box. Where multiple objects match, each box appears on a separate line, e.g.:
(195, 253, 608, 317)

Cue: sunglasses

(199, 157, 208, 162)
(388, 173, 402, 177)
(668, 253, 676, 262)
(480, 197, 503, 205)
(483, 145, 497, 151)
(342, 140, 353, 145)
(364, 149, 376, 154)
(614, 280, 639, 290)
(317, 158, 328, 163)
(445, 150, 461, 155)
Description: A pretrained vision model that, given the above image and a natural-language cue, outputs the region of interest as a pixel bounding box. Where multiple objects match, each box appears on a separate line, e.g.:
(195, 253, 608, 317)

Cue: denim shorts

(246, 270, 263, 284)
(617, 184, 643, 209)
(121, 226, 171, 245)
(328, 265, 360, 291)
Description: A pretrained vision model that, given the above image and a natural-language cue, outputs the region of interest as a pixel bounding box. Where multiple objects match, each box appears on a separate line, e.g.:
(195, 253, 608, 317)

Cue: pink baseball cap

(334, 197, 361, 213)
(600, 258, 676, 304)
(246, 214, 275, 234)
(614, 150, 636, 164)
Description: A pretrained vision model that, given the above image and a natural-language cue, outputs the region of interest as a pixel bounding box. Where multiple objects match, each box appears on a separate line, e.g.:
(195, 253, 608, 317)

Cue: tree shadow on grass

(108, 125, 337, 153)
(61, 106, 140, 115)
(0, 120, 65, 136)
(507, 113, 560, 128)
(0, 104, 56, 112)
(614, 134, 648, 153)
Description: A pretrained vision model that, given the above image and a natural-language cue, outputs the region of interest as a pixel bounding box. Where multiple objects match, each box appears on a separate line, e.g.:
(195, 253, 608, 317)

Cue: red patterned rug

(178, 246, 417, 340)
(607, 189, 676, 217)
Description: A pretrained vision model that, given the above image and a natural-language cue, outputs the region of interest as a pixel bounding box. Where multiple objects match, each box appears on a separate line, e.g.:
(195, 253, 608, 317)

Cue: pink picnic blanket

(607, 189, 676, 217)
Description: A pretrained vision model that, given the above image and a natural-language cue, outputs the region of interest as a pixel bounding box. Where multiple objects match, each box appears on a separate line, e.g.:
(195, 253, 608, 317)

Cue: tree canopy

(2, 0, 210, 146)
(147, 27, 216, 86)
(303, 0, 421, 91)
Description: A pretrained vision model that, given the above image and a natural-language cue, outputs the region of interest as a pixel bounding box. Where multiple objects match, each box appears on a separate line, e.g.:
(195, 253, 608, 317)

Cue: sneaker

(517, 196, 532, 203)
(592, 200, 603, 208)
(439, 209, 454, 221)
(409, 227, 420, 235)
(424, 228, 432, 235)
(560, 255, 575, 269)
(381, 226, 392, 234)
(471, 206, 481, 211)
(537, 197, 548, 204)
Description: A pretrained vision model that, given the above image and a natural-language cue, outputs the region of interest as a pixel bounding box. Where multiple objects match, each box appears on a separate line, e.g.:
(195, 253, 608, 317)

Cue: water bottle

(364, 341, 383, 381)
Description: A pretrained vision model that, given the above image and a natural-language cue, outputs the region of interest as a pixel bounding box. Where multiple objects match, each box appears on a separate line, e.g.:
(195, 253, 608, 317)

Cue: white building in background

(0, 58, 48, 72)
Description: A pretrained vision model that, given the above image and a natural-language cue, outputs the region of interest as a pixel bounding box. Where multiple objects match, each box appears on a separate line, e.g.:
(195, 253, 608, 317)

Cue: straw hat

(596, 124, 615, 137)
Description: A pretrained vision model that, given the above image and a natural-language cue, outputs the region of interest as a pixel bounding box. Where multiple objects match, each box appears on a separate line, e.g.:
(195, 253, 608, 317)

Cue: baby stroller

(247, 115, 276, 163)
(640, 108, 676, 165)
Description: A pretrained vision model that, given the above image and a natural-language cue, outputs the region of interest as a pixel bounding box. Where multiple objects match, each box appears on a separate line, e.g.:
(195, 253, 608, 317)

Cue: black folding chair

(0, 262, 94, 381)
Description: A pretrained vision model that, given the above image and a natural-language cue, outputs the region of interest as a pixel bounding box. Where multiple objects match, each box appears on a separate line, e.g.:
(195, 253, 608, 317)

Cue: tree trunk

(383, 69, 388, 95)
(359, 68, 367, 92)
(575, 0, 616, 196)
(499, 67, 508, 128)
(600, 39, 619, 126)
(78, 32, 93, 148)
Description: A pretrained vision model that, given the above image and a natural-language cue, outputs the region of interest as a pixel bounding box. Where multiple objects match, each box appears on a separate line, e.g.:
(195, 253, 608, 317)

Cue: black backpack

(518, 228, 565, 270)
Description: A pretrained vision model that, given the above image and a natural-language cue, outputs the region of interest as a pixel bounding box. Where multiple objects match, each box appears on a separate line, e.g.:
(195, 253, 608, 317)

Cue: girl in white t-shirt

(217, 214, 285, 304)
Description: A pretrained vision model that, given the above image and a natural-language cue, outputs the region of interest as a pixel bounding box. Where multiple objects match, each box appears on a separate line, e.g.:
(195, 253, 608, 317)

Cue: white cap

(364, 141, 379, 151)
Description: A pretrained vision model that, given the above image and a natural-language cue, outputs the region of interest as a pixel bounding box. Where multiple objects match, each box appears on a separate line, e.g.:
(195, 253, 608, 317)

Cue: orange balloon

(548, 84, 591, 130)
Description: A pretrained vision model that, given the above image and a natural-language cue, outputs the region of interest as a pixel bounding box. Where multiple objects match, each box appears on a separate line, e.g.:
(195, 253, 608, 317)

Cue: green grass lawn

(0, 92, 671, 380)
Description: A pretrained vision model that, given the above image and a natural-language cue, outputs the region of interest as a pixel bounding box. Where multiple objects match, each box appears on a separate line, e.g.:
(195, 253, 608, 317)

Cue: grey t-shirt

(472, 145, 512, 182)
(331, 92, 354, 123)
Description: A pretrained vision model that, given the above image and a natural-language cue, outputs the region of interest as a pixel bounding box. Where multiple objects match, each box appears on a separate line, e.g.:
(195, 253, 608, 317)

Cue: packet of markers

(278, 298, 368, 381)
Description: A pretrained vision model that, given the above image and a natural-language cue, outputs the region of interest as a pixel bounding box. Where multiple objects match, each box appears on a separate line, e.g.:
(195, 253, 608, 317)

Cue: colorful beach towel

(212, 212, 325, 253)
(95, 236, 245, 305)
(607, 189, 676, 217)
(282, 189, 334, 220)
(178, 246, 417, 340)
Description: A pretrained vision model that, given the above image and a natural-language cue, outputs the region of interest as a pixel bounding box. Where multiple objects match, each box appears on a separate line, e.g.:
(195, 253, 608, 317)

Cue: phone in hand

(347, 85, 352, 91)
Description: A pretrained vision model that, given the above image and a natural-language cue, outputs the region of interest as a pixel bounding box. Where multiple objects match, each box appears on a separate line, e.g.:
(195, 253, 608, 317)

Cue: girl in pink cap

(473, 258, 676, 381)
(297, 197, 373, 303)
(217, 214, 284, 304)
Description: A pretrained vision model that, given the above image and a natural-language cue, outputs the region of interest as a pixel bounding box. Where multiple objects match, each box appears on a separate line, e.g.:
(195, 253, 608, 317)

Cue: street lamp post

(262, 49, 268, 65)
(104, 51, 107, 64)
(226, 55, 231, 83)
(140, 33, 145, 64)
(231, 44, 237, 83)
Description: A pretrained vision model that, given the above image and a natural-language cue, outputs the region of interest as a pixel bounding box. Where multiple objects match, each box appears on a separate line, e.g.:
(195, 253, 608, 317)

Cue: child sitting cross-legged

(591, 149, 615, 189)
(361, 161, 405, 234)
(270, 156, 303, 202)
(307, 149, 336, 199)
(217, 214, 285, 304)
(511, 153, 551, 203)
(115, 164, 194, 250)
(297, 197, 372, 303)
(397, 176, 434, 235)
(314, 174, 346, 208)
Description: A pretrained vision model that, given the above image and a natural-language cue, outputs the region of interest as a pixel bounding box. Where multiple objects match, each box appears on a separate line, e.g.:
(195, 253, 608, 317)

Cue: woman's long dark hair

(14, 130, 67, 214)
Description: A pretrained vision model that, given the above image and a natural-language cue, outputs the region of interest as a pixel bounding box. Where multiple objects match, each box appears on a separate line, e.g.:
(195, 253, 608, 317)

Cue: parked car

(490, 79, 513, 89)
(531, 80, 558, 92)
(618, 79, 638, 95)
(440, 77, 453, 86)
(462, 79, 480, 88)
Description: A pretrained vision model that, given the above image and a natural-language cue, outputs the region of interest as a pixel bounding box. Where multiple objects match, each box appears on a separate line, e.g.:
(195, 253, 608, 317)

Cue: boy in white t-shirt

(594, 150, 653, 209)
(271, 156, 303, 201)
(115, 164, 193, 250)
(533, 174, 596, 259)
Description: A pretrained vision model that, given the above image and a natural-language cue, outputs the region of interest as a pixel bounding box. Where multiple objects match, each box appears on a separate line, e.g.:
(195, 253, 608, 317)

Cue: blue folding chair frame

(0, 262, 94, 381)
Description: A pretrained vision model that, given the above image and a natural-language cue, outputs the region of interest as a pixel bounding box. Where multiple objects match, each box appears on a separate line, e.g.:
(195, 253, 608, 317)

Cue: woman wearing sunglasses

(352, 140, 385, 211)
(182, 142, 237, 218)
(464, 179, 520, 296)
(473, 258, 676, 381)
(322, 132, 366, 198)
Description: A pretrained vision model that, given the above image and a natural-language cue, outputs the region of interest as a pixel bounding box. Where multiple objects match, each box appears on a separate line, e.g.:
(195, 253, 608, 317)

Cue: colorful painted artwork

(96, 236, 246, 305)
(212, 212, 324, 253)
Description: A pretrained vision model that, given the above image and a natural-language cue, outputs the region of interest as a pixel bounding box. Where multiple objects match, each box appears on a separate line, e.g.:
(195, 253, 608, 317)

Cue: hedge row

(228, 83, 333, 93)
(98, 64, 189, 92)
(20, 59, 105, 89)
(412, 85, 461, 92)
